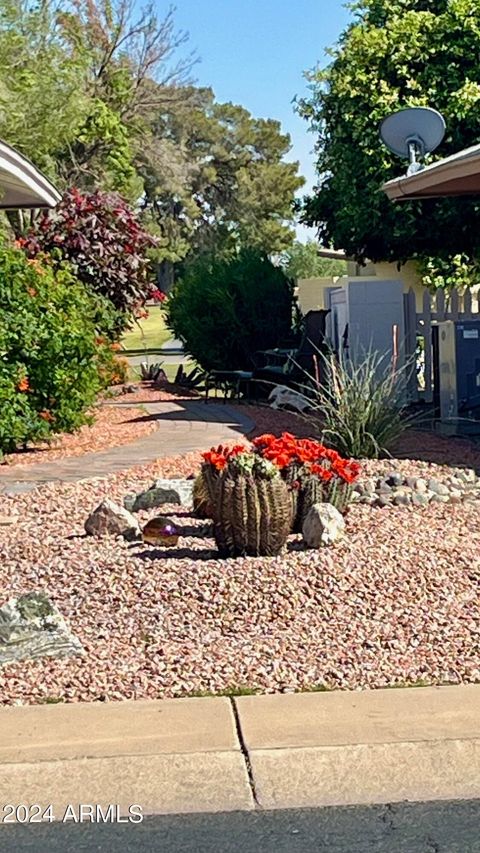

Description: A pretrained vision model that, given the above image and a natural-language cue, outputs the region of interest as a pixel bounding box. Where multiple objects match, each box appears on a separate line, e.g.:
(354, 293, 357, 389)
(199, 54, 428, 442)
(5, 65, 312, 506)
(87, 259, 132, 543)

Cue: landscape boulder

(124, 479, 194, 512)
(302, 503, 346, 548)
(85, 499, 141, 541)
(0, 592, 84, 666)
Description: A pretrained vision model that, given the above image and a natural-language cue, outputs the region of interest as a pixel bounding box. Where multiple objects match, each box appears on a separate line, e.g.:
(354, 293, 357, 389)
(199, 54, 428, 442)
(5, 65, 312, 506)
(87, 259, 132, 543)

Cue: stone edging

(353, 467, 480, 507)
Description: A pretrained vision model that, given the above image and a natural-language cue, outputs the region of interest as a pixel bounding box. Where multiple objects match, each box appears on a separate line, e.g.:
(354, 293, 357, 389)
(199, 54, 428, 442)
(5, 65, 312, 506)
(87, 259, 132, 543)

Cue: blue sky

(171, 0, 353, 239)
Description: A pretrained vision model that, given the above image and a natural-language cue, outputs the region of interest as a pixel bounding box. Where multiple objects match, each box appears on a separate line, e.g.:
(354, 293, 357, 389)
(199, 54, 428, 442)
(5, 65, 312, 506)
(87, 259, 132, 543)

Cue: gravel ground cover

(1, 440, 480, 705)
(0, 407, 157, 469)
(106, 382, 199, 404)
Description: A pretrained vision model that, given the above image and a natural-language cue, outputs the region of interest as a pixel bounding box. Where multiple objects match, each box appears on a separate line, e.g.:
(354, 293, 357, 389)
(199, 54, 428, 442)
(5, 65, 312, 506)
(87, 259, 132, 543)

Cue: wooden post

(422, 288, 433, 403)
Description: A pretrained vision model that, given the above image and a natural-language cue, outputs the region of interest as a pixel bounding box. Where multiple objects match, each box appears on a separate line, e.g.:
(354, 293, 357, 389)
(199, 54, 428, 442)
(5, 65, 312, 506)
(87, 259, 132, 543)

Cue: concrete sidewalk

(1, 685, 480, 819)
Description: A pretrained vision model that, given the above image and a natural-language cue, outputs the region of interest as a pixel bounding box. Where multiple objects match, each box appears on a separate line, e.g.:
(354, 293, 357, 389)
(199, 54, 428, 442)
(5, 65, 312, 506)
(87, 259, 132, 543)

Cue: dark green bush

(0, 245, 110, 453)
(166, 250, 296, 371)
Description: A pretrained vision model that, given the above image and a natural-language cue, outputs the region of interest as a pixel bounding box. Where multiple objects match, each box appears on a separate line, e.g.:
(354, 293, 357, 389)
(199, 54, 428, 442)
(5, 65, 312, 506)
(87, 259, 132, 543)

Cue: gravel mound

(1, 452, 479, 705)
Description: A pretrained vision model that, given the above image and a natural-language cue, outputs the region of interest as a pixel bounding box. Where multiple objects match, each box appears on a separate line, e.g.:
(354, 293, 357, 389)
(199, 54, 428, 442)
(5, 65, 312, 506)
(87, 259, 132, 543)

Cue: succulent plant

(192, 471, 215, 519)
(212, 468, 292, 558)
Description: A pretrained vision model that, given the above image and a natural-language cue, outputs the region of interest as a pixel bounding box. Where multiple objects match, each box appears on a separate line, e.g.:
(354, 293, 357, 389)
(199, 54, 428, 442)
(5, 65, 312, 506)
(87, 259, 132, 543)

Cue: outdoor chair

(204, 369, 255, 403)
(251, 309, 331, 398)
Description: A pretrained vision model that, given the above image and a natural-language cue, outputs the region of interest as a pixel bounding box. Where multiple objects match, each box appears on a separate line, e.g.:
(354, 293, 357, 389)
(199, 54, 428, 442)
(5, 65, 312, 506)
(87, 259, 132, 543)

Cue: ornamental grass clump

(201, 445, 292, 557)
(306, 350, 415, 459)
(253, 432, 360, 531)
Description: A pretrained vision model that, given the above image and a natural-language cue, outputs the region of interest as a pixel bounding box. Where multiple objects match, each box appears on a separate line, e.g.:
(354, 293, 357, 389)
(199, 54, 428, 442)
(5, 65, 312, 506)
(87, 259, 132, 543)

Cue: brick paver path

(0, 401, 254, 495)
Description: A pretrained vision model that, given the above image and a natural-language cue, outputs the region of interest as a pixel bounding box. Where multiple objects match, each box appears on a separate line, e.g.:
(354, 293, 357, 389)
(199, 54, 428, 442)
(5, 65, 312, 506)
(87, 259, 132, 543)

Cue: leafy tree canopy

(298, 0, 480, 264)
(280, 240, 347, 279)
(0, 0, 302, 260)
(139, 87, 304, 260)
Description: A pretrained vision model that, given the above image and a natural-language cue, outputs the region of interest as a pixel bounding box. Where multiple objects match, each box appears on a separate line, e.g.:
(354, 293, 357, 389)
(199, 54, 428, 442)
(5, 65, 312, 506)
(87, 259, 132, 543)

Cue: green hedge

(166, 250, 295, 371)
(0, 245, 111, 453)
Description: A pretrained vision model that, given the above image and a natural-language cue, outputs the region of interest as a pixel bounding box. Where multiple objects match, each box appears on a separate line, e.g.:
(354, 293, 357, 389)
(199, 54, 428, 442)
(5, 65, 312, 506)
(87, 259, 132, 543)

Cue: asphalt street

(1, 800, 480, 853)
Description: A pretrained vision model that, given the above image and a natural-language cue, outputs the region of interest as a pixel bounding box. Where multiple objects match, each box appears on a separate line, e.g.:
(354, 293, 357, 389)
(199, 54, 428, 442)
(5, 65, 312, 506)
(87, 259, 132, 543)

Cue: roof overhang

(382, 143, 480, 200)
(317, 247, 350, 261)
(0, 140, 61, 209)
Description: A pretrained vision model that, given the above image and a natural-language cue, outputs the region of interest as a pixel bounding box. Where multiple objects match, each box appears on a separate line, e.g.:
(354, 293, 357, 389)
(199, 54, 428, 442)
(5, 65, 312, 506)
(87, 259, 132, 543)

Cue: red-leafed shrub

(21, 189, 157, 330)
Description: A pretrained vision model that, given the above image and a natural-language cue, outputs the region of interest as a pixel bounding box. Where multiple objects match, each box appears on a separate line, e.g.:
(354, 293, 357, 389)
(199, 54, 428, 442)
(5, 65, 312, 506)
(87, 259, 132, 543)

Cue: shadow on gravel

(1, 800, 480, 853)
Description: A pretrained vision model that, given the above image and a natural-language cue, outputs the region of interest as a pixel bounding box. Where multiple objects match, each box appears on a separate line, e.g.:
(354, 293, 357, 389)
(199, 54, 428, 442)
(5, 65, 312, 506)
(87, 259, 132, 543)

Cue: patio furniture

(252, 309, 331, 396)
(205, 370, 254, 403)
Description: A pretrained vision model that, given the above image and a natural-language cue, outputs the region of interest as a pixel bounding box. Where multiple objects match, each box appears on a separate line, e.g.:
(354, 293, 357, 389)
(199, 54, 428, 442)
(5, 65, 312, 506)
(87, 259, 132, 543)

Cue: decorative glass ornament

(142, 517, 179, 547)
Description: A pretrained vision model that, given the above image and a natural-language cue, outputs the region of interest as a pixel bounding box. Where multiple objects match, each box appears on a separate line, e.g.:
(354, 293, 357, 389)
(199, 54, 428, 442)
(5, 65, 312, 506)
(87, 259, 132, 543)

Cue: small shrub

(0, 246, 110, 453)
(21, 188, 157, 332)
(166, 250, 296, 371)
(306, 350, 416, 459)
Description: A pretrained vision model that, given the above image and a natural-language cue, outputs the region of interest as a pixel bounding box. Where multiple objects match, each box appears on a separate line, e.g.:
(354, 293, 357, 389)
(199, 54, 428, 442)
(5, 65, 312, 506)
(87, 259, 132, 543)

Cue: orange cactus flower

(27, 287, 37, 297)
(17, 377, 30, 392)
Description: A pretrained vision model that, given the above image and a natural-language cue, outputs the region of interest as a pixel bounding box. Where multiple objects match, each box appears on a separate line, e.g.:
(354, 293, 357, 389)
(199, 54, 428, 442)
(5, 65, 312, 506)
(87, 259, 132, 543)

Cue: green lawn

(122, 306, 171, 351)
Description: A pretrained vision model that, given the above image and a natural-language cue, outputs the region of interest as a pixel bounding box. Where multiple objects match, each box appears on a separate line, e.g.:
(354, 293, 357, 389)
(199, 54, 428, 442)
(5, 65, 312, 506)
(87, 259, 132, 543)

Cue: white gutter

(0, 140, 61, 209)
(382, 142, 480, 200)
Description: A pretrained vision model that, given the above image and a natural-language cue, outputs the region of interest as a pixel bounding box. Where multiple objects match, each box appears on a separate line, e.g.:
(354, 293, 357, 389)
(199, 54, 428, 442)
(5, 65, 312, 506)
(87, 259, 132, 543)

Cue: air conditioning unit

(437, 320, 480, 421)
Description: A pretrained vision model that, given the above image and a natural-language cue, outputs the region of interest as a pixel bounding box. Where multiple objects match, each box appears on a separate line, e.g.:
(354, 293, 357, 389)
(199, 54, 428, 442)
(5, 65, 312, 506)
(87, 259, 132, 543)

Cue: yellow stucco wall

(296, 276, 346, 313)
(296, 261, 425, 315)
(373, 261, 425, 310)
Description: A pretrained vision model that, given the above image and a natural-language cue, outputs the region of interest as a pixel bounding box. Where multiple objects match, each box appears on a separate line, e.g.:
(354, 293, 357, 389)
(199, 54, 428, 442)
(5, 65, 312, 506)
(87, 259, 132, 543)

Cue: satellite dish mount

(380, 107, 446, 177)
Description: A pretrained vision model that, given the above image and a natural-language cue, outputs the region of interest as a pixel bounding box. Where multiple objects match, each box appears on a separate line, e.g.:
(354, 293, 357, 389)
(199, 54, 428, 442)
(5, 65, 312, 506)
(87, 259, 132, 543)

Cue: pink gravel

(0, 407, 156, 468)
(1, 451, 480, 705)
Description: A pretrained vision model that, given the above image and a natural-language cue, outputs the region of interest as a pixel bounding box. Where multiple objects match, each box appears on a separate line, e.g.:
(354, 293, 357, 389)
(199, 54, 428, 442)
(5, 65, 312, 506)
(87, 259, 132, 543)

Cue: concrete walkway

(1, 684, 480, 819)
(0, 401, 254, 495)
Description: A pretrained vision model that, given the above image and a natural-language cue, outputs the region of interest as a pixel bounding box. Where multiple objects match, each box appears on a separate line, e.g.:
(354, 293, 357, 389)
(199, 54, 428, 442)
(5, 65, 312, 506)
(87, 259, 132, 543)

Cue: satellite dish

(380, 107, 446, 175)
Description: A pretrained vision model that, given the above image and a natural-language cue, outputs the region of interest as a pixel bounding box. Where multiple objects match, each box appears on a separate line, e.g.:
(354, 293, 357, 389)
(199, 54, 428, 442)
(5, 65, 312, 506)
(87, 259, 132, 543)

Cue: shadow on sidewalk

(2, 799, 480, 852)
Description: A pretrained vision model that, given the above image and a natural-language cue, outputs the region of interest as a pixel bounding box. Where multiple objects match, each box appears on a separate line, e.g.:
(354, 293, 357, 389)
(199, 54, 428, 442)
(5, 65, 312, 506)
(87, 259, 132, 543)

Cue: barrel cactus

(213, 469, 291, 557)
(294, 473, 353, 532)
(192, 471, 215, 519)
(201, 444, 292, 556)
(252, 432, 360, 532)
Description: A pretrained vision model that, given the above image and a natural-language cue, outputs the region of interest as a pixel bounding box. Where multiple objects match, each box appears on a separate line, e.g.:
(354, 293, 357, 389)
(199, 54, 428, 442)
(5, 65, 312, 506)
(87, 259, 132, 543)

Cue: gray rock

(123, 493, 137, 513)
(302, 503, 346, 548)
(411, 493, 429, 507)
(454, 467, 477, 484)
(414, 478, 428, 494)
(405, 477, 418, 490)
(430, 493, 450, 504)
(85, 499, 141, 541)
(386, 472, 404, 487)
(127, 479, 194, 512)
(393, 492, 411, 506)
(0, 592, 84, 666)
(378, 483, 393, 496)
(427, 479, 450, 497)
(362, 478, 376, 495)
(449, 488, 463, 500)
(375, 495, 391, 508)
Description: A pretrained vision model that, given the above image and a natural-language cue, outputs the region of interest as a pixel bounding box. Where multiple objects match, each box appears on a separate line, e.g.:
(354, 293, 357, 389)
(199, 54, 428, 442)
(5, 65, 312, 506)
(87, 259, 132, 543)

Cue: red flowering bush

(20, 189, 157, 332)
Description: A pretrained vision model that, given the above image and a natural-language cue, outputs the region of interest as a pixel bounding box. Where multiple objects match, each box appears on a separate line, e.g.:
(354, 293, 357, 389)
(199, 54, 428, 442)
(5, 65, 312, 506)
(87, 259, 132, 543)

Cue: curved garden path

(0, 400, 254, 496)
